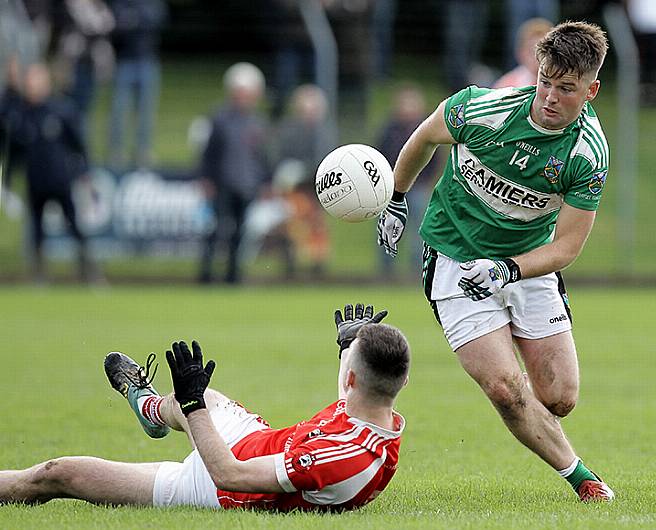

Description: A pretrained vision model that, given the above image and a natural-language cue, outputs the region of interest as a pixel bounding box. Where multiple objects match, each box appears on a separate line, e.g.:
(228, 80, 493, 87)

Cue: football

(315, 144, 394, 222)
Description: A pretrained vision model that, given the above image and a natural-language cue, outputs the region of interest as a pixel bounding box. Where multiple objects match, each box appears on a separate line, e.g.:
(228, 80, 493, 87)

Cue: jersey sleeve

(563, 106, 609, 211)
(273, 439, 378, 499)
(443, 85, 496, 143)
(563, 163, 607, 211)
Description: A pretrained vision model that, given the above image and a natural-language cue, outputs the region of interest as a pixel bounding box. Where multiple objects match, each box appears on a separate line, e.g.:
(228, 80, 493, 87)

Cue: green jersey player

(377, 21, 613, 502)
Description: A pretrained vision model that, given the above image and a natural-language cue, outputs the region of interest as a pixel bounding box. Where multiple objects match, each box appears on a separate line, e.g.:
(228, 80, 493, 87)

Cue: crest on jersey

(308, 428, 323, 439)
(292, 453, 315, 473)
(448, 104, 465, 129)
(588, 170, 607, 195)
(543, 155, 564, 184)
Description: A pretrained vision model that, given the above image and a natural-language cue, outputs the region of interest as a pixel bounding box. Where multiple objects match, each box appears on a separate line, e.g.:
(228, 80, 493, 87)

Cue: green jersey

(419, 85, 609, 261)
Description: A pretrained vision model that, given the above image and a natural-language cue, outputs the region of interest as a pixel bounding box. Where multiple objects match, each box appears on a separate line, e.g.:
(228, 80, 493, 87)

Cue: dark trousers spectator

(27, 185, 89, 280)
(108, 57, 160, 168)
(200, 192, 250, 285)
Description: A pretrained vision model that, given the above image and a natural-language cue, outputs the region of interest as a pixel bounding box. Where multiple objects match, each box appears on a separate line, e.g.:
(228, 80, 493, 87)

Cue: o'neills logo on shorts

(549, 314, 568, 324)
(457, 146, 563, 222)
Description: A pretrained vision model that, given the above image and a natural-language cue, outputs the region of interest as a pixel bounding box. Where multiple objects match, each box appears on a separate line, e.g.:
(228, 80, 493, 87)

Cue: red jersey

(216, 400, 405, 511)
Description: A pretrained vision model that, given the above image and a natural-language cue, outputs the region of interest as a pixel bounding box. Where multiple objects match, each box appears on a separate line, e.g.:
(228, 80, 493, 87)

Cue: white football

(315, 144, 394, 222)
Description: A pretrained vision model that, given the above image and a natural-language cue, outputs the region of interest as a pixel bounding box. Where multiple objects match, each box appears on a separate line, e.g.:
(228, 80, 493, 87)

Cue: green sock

(563, 460, 598, 491)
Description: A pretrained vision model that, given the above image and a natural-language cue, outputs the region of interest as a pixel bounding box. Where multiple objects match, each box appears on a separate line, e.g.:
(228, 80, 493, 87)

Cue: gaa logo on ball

(315, 144, 394, 222)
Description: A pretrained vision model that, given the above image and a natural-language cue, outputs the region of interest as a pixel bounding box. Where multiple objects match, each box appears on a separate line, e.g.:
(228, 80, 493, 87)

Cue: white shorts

(152, 399, 270, 508)
(422, 246, 572, 351)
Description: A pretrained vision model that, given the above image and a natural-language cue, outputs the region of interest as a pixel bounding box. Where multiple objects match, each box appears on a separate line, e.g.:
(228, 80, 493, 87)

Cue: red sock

(140, 396, 165, 426)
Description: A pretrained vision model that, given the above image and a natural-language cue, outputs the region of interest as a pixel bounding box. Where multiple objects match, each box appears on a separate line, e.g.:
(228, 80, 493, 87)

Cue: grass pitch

(1, 285, 655, 529)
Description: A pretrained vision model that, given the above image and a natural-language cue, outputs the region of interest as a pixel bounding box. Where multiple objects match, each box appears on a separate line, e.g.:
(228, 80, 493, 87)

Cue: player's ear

(586, 79, 600, 101)
(346, 369, 357, 389)
(402, 375, 409, 388)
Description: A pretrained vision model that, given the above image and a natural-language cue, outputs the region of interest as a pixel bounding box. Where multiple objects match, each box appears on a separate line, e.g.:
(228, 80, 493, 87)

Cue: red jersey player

(0, 304, 410, 512)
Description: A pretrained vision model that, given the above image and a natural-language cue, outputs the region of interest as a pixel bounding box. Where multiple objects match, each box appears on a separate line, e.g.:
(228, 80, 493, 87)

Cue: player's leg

(456, 325, 578, 470)
(514, 331, 613, 500)
(514, 331, 579, 418)
(158, 389, 231, 446)
(0, 457, 159, 506)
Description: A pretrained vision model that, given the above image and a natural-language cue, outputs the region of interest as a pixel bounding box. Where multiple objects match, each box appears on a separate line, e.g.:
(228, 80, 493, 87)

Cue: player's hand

(165, 340, 216, 416)
(458, 258, 521, 301)
(334, 303, 388, 356)
(377, 197, 408, 257)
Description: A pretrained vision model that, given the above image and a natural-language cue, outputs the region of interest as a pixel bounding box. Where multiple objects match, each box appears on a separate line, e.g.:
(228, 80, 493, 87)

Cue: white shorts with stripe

(152, 399, 269, 508)
(422, 245, 572, 351)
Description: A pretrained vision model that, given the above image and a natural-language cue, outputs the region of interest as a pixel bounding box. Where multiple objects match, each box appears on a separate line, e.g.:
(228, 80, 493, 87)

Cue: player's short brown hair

(352, 324, 410, 402)
(536, 21, 608, 79)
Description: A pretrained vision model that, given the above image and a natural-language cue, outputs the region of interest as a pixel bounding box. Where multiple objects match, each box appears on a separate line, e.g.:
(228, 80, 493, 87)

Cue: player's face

(531, 68, 600, 130)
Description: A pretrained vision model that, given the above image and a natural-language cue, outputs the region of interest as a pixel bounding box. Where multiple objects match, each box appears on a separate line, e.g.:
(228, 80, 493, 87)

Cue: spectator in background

(626, 0, 656, 106)
(51, 0, 115, 141)
(494, 18, 553, 89)
(324, 0, 375, 138)
(372, 0, 397, 80)
(107, 0, 167, 169)
(268, 0, 316, 119)
(11, 63, 96, 282)
(503, 0, 558, 71)
(443, 0, 491, 92)
(273, 84, 333, 277)
(376, 83, 439, 278)
(198, 62, 270, 285)
(0, 56, 26, 191)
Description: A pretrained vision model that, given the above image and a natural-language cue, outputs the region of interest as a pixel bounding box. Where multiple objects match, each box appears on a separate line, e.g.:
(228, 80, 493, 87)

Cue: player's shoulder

(569, 103, 609, 171)
(446, 85, 533, 131)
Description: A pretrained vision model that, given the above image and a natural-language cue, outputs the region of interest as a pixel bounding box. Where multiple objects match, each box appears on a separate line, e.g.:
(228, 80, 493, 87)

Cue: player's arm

(166, 340, 284, 493)
(186, 409, 284, 493)
(458, 204, 596, 300)
(393, 98, 456, 193)
(378, 99, 456, 257)
(512, 203, 596, 278)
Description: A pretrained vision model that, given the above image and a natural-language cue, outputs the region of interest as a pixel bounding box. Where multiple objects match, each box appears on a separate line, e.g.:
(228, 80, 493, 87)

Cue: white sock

(557, 457, 580, 478)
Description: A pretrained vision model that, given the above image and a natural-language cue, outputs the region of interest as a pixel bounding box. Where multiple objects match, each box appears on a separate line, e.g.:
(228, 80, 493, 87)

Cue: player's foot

(104, 352, 170, 439)
(577, 472, 615, 502)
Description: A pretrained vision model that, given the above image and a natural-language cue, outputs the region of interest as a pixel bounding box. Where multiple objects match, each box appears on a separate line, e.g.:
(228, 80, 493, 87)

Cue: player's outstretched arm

(377, 99, 456, 257)
(166, 340, 283, 493)
(334, 303, 388, 399)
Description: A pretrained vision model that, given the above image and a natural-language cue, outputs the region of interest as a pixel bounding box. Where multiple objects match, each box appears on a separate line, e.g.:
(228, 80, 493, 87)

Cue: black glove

(334, 303, 388, 356)
(165, 340, 216, 416)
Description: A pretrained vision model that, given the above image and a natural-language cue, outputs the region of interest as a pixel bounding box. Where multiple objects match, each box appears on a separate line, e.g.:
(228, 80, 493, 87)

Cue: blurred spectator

(494, 18, 553, 88)
(51, 0, 115, 140)
(372, 0, 397, 80)
(268, 0, 316, 119)
(270, 84, 333, 277)
(503, 0, 558, 70)
(626, 0, 656, 105)
(198, 62, 270, 285)
(10, 63, 97, 282)
(107, 0, 167, 169)
(443, 0, 492, 92)
(0, 56, 26, 192)
(0, 0, 44, 79)
(324, 0, 375, 137)
(376, 83, 440, 277)
(21, 0, 53, 58)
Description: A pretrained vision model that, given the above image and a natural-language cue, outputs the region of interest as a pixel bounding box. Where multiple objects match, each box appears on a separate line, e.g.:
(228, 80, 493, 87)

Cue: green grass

(0, 285, 654, 529)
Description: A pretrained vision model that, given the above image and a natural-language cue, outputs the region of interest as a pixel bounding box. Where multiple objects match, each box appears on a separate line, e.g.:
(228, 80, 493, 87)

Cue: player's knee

(483, 376, 528, 421)
(31, 458, 76, 491)
(545, 397, 577, 418)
